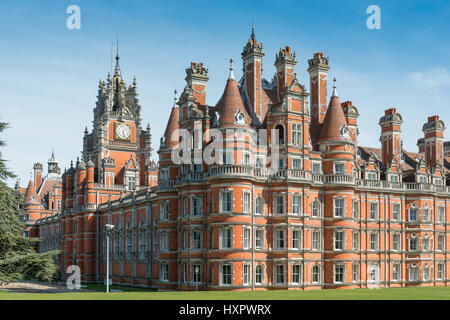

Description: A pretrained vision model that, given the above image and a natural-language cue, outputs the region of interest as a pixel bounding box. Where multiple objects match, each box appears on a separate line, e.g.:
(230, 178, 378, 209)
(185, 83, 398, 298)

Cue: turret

(308, 52, 330, 148)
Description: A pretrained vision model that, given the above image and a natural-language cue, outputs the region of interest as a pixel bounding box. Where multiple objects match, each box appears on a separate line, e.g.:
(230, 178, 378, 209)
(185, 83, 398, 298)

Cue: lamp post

(194, 265, 200, 292)
(104, 224, 115, 293)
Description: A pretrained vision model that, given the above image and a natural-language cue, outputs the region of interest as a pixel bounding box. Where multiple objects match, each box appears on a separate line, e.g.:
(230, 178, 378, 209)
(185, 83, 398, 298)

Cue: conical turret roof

(23, 180, 41, 205)
(319, 79, 351, 143)
(215, 69, 251, 128)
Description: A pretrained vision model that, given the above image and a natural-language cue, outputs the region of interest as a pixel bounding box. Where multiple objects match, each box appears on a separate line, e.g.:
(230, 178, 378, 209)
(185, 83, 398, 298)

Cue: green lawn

(1, 286, 450, 300)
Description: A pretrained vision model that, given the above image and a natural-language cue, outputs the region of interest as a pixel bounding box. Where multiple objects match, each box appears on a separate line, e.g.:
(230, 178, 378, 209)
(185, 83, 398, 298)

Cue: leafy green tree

(0, 122, 58, 284)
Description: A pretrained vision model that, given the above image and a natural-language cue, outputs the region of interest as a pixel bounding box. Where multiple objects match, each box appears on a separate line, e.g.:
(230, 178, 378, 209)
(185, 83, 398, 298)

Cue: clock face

(116, 123, 131, 140)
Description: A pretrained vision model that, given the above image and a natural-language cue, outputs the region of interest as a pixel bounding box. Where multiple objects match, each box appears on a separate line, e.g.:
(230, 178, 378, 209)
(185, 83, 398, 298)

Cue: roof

(37, 177, 60, 199)
(23, 180, 42, 205)
(319, 94, 351, 143)
(163, 106, 180, 148)
(215, 79, 251, 128)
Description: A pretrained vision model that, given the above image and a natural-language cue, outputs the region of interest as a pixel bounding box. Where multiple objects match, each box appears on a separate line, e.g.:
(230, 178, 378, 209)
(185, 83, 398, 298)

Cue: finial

(228, 58, 235, 80)
(116, 32, 119, 61)
(173, 89, 178, 107)
(133, 76, 137, 87)
(251, 22, 255, 40)
(332, 77, 338, 97)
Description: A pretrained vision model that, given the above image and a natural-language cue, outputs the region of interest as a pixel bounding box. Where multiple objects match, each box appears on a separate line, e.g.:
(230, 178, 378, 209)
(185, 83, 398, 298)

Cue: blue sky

(1, 0, 450, 187)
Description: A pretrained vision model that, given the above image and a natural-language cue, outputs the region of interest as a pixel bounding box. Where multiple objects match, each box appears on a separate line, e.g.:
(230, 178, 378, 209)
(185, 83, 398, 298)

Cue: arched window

(312, 265, 320, 283)
(409, 264, 419, 281)
(255, 265, 264, 285)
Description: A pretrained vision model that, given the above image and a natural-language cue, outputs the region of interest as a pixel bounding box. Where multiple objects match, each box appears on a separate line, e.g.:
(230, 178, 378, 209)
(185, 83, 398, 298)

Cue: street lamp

(194, 265, 200, 292)
(104, 224, 115, 293)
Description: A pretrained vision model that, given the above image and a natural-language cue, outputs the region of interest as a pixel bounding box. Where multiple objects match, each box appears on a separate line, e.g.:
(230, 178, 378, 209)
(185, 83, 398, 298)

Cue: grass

(1, 286, 450, 300)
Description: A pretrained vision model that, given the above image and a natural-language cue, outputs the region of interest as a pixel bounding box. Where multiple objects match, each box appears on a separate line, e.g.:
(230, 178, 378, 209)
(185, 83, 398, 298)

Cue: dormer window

(234, 109, 246, 125)
(340, 125, 350, 137)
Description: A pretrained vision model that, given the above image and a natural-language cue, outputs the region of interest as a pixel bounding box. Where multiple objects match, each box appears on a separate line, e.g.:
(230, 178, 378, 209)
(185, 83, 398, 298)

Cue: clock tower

(82, 53, 156, 189)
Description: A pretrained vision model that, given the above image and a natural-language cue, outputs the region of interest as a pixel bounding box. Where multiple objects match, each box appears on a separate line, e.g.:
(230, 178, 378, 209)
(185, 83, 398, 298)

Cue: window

(334, 264, 344, 283)
(161, 263, 169, 281)
(437, 263, 444, 280)
(160, 232, 169, 252)
(292, 265, 301, 284)
(243, 264, 250, 286)
(221, 227, 233, 249)
(334, 198, 345, 217)
(352, 264, 359, 283)
(182, 264, 188, 283)
(391, 203, 400, 221)
(191, 197, 202, 216)
(312, 265, 320, 283)
(255, 265, 263, 284)
(126, 230, 132, 259)
(370, 202, 378, 220)
(243, 192, 251, 213)
(181, 230, 188, 250)
(423, 265, 430, 281)
(292, 159, 300, 169)
(193, 264, 202, 283)
(334, 231, 344, 250)
(243, 228, 251, 249)
(160, 201, 169, 220)
(139, 229, 147, 255)
(438, 206, 445, 223)
(367, 173, 377, 180)
(392, 264, 400, 281)
(312, 231, 320, 251)
(127, 176, 137, 190)
(409, 207, 418, 222)
(334, 163, 345, 174)
(409, 236, 418, 251)
(160, 168, 169, 180)
(276, 265, 285, 284)
(255, 157, 263, 169)
(423, 207, 430, 222)
(419, 176, 427, 183)
(221, 264, 232, 285)
(370, 233, 378, 251)
(352, 200, 359, 219)
(275, 229, 286, 249)
(275, 195, 285, 214)
(312, 163, 321, 174)
(255, 229, 264, 249)
(243, 153, 250, 166)
(392, 233, 400, 251)
(352, 232, 359, 250)
(369, 264, 378, 283)
(409, 266, 419, 281)
(438, 234, 445, 251)
(422, 237, 429, 252)
(291, 124, 302, 145)
(312, 200, 320, 217)
(192, 230, 202, 249)
(292, 195, 301, 215)
(181, 197, 188, 217)
(255, 197, 263, 215)
(390, 175, 399, 182)
(292, 229, 301, 249)
(220, 191, 233, 213)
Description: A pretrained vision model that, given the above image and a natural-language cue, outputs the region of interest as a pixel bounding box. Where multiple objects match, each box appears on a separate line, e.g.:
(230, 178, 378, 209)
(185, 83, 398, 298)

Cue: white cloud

(409, 68, 450, 87)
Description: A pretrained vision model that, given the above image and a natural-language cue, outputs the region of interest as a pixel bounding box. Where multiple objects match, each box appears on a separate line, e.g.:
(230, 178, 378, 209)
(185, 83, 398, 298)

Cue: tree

(0, 122, 58, 284)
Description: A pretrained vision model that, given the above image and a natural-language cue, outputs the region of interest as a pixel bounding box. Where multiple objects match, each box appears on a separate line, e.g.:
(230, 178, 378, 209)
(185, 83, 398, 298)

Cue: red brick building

(28, 29, 450, 290)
